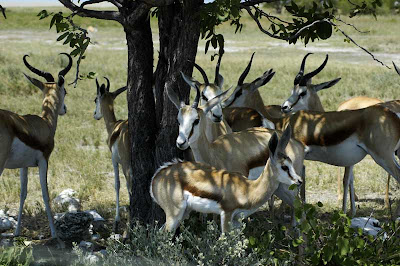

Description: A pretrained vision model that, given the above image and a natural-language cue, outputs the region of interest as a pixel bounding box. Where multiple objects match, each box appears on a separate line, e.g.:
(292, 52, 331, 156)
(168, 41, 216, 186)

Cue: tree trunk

(123, 4, 157, 224)
(125, 0, 203, 225)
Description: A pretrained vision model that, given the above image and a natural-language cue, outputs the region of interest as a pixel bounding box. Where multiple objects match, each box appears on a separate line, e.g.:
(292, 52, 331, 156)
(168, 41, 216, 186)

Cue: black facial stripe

(188, 119, 199, 140)
(202, 93, 208, 101)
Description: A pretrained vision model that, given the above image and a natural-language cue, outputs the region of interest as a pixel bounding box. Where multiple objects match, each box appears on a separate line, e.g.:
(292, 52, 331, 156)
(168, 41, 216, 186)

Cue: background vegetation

(0, 5, 399, 264)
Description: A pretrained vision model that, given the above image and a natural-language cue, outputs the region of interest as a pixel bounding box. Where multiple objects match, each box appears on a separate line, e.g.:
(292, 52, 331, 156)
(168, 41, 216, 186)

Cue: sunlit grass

(0, 7, 399, 238)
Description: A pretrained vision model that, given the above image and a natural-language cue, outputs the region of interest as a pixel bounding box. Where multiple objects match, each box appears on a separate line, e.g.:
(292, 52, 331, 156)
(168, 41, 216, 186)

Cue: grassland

(0, 7, 399, 239)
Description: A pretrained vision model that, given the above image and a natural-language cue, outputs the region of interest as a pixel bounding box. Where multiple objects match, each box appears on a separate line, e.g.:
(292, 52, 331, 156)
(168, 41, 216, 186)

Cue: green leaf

(50, 15, 57, 29)
(63, 33, 74, 45)
(70, 48, 80, 57)
(338, 237, 350, 256)
(57, 32, 69, 41)
(316, 21, 332, 40)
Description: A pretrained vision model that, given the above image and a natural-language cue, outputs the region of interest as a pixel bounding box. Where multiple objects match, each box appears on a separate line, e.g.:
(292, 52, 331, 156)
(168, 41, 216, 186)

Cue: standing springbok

(93, 78, 131, 233)
(150, 126, 302, 234)
(167, 83, 305, 225)
(281, 56, 400, 216)
(183, 55, 232, 142)
(0, 53, 72, 238)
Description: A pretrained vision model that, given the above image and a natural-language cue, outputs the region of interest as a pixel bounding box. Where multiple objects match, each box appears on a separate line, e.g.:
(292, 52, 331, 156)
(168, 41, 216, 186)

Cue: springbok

(167, 83, 305, 225)
(93, 78, 131, 233)
(0, 53, 72, 238)
(150, 126, 302, 234)
(183, 55, 232, 142)
(281, 55, 400, 216)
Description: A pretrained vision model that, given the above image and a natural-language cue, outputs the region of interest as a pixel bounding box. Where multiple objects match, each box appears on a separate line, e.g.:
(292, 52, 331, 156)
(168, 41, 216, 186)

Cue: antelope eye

(193, 119, 200, 125)
(94, 98, 97, 103)
(299, 91, 307, 97)
(281, 165, 289, 171)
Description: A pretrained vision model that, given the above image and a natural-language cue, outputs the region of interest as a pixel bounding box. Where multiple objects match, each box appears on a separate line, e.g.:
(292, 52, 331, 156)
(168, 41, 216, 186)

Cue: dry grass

(0, 8, 399, 238)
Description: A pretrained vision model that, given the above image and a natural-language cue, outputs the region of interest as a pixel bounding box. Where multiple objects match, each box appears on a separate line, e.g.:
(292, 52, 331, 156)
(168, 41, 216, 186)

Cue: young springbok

(93, 78, 131, 233)
(150, 126, 302, 234)
(0, 53, 72, 238)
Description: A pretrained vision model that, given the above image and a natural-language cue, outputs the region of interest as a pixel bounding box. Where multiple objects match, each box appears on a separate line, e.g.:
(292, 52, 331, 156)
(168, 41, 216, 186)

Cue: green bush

(0, 246, 33, 266)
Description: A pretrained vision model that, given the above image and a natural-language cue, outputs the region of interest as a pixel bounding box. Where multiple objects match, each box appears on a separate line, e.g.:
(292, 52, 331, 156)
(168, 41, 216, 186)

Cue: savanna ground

(0, 5, 400, 250)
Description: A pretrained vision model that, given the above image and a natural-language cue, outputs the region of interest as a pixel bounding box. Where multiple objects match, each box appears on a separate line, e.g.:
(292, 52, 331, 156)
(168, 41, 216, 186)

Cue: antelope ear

(312, 78, 341, 92)
(23, 73, 44, 91)
(166, 86, 184, 110)
(181, 72, 201, 89)
(277, 125, 291, 154)
(249, 69, 275, 92)
(268, 132, 279, 163)
(202, 87, 231, 115)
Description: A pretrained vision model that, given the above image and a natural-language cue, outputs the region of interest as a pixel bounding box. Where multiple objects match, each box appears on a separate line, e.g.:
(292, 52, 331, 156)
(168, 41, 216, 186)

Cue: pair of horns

(294, 53, 328, 86)
(96, 77, 127, 98)
(192, 52, 224, 86)
(23, 53, 73, 82)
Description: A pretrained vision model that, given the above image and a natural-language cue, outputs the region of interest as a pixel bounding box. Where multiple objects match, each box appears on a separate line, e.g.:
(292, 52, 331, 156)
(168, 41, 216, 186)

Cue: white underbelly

(184, 191, 222, 214)
(5, 138, 44, 169)
(305, 134, 367, 167)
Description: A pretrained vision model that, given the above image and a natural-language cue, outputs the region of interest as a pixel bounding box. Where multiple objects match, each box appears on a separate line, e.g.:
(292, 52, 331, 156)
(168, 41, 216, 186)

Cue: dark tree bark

(59, 0, 203, 225)
(148, 0, 203, 223)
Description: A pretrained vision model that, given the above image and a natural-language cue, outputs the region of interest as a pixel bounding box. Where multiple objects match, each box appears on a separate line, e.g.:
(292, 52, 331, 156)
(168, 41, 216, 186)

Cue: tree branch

(289, 19, 328, 41)
(59, 0, 122, 22)
(244, 6, 287, 40)
(81, 0, 122, 8)
(240, 0, 281, 7)
(139, 0, 175, 7)
(330, 21, 390, 68)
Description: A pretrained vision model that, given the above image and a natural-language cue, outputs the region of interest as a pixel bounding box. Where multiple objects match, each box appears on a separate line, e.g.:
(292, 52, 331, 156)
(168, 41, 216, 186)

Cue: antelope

(273, 79, 400, 217)
(281, 55, 399, 216)
(93, 78, 131, 233)
(167, 82, 306, 225)
(150, 126, 303, 234)
(222, 56, 400, 217)
(183, 55, 232, 143)
(222, 53, 340, 131)
(0, 53, 72, 238)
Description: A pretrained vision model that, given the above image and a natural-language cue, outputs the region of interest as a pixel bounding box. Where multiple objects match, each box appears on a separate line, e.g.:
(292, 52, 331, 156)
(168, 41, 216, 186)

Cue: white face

(201, 85, 223, 122)
(281, 85, 310, 113)
(176, 106, 201, 150)
(93, 93, 103, 120)
(274, 155, 303, 186)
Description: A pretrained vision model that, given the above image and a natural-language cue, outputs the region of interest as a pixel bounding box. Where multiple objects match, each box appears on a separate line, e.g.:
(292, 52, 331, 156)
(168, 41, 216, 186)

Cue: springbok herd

(1, 53, 400, 238)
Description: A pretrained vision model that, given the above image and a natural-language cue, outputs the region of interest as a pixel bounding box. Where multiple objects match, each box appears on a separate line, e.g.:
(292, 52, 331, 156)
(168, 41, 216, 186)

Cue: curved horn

(96, 78, 100, 94)
(214, 52, 223, 85)
(191, 85, 201, 109)
(58, 53, 73, 78)
(394, 62, 400, 76)
(294, 53, 313, 85)
(192, 62, 209, 85)
(300, 54, 329, 85)
(104, 77, 110, 92)
(23, 55, 55, 82)
(238, 52, 255, 85)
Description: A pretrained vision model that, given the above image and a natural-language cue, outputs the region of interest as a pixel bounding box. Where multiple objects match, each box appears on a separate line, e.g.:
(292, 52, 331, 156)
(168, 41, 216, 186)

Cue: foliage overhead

(37, 0, 388, 85)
